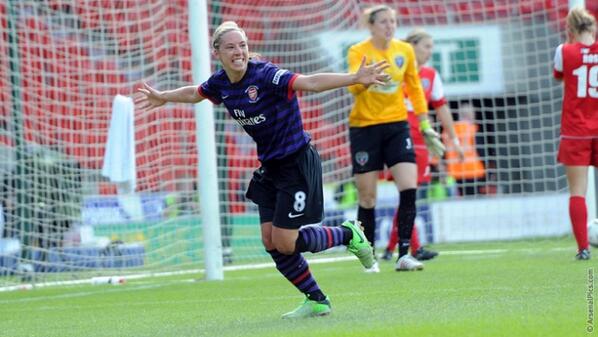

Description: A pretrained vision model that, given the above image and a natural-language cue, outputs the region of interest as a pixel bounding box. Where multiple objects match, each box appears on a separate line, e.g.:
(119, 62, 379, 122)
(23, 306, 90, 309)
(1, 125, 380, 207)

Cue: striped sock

(267, 249, 323, 300)
(295, 225, 350, 253)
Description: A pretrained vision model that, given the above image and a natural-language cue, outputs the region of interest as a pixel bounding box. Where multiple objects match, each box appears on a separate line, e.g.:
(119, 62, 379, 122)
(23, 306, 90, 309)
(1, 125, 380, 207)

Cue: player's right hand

(135, 82, 166, 110)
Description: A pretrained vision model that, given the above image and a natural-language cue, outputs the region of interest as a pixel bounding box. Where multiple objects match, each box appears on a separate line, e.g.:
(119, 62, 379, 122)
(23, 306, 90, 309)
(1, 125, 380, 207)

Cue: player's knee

(274, 240, 296, 255)
(261, 237, 275, 250)
(359, 196, 376, 209)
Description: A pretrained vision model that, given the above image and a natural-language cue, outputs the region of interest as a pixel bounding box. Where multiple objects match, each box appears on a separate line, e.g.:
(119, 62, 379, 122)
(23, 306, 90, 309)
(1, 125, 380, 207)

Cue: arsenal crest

(245, 85, 260, 103)
(355, 151, 369, 166)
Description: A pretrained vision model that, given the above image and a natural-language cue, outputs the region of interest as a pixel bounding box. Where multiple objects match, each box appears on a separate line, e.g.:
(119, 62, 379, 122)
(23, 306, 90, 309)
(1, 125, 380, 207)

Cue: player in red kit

(381, 29, 464, 261)
(553, 7, 598, 260)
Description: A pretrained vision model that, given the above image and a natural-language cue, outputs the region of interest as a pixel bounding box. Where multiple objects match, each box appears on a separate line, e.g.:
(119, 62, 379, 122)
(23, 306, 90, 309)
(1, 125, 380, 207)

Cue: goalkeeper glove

(419, 119, 445, 157)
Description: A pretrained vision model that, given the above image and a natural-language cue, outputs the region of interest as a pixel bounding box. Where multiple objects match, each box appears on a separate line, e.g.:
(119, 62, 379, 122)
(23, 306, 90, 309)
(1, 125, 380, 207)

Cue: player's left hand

(420, 119, 445, 157)
(354, 57, 390, 87)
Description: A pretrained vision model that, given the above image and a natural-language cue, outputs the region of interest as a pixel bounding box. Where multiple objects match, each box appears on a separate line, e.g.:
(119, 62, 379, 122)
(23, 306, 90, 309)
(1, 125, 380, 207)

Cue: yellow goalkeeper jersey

(347, 38, 428, 127)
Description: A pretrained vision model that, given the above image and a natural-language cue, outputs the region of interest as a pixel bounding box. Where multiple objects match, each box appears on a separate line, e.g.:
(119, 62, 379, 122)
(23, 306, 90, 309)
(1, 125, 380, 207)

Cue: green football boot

(281, 297, 332, 319)
(341, 220, 375, 269)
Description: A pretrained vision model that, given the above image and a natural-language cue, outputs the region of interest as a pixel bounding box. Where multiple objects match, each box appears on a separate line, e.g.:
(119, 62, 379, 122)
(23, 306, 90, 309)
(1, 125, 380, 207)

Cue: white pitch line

(0, 245, 573, 293)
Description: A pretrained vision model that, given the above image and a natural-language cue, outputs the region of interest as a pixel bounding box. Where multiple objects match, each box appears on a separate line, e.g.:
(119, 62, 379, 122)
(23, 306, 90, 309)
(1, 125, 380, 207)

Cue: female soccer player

(553, 7, 597, 260)
(381, 28, 464, 262)
(347, 5, 444, 272)
(136, 21, 389, 318)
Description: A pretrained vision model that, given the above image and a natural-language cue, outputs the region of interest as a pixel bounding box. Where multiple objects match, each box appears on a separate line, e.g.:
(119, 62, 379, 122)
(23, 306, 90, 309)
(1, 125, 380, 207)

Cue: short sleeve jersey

(553, 42, 598, 138)
(406, 66, 447, 147)
(199, 60, 309, 162)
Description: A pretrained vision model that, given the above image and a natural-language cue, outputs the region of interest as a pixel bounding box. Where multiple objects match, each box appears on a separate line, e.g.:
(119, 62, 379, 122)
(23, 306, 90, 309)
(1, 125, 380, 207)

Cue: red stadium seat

(0, 5, 5, 32)
(76, 1, 102, 30)
(519, 0, 548, 16)
(98, 182, 118, 195)
(220, 0, 265, 43)
(482, 0, 512, 20)
(449, 1, 486, 23)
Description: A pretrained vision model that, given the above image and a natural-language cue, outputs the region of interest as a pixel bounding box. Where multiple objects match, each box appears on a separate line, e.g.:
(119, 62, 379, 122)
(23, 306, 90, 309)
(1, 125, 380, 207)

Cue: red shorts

(557, 137, 598, 166)
(415, 146, 431, 184)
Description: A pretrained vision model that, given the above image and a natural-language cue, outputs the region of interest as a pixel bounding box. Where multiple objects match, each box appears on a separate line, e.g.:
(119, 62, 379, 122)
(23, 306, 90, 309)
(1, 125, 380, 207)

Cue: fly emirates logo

(233, 109, 266, 126)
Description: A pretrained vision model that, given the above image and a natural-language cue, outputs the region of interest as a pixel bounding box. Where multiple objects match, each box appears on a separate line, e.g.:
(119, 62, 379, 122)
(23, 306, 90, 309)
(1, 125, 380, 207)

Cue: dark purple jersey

(199, 60, 310, 162)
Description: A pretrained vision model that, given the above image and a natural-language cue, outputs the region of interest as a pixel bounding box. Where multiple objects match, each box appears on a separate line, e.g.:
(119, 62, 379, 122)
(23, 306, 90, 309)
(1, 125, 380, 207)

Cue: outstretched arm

(135, 83, 205, 110)
(291, 57, 389, 93)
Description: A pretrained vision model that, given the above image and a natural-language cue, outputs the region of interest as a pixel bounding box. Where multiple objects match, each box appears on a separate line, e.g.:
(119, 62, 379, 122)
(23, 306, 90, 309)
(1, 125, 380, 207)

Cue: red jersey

(405, 66, 447, 184)
(553, 42, 598, 138)
(406, 66, 448, 147)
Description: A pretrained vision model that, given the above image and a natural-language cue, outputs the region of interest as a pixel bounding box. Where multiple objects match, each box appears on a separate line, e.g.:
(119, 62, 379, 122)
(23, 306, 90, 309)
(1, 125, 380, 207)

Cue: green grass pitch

(0, 238, 594, 337)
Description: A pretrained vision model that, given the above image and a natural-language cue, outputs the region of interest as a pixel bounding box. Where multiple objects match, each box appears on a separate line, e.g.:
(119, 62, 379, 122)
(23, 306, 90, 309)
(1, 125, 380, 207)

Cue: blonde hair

(249, 52, 262, 60)
(405, 28, 432, 46)
(212, 21, 247, 49)
(567, 7, 596, 36)
(362, 5, 395, 26)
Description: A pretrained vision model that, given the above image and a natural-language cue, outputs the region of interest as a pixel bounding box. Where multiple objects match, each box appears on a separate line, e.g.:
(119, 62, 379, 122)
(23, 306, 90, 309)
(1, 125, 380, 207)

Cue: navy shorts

(350, 121, 416, 174)
(245, 144, 324, 229)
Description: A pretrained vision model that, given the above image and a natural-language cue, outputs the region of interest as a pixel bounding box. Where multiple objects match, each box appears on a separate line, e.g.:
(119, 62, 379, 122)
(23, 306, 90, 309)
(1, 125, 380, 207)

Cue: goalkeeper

(346, 5, 445, 272)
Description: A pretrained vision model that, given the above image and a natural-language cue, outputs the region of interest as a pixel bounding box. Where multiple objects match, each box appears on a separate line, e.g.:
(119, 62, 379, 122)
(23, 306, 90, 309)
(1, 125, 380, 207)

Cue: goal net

(0, 0, 591, 287)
